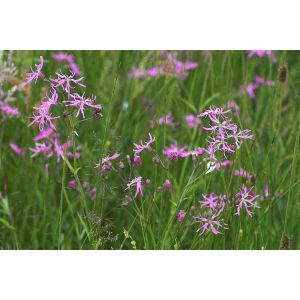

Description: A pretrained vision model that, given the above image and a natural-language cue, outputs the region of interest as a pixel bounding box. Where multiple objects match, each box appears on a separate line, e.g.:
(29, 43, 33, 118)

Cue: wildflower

(52, 53, 81, 75)
(0, 102, 20, 116)
(185, 114, 197, 128)
(194, 214, 227, 235)
(145, 179, 151, 185)
(23, 56, 44, 86)
(177, 210, 185, 222)
(63, 93, 102, 118)
(28, 101, 59, 131)
(51, 72, 85, 97)
(199, 193, 219, 210)
(90, 187, 97, 200)
(235, 185, 260, 217)
(44, 164, 49, 173)
(9, 143, 24, 156)
(68, 179, 77, 190)
(94, 153, 120, 175)
(264, 184, 270, 199)
(240, 76, 275, 99)
(163, 142, 187, 160)
(158, 112, 175, 128)
(226, 101, 240, 116)
(29, 142, 53, 158)
(126, 176, 143, 198)
(233, 167, 254, 181)
(33, 127, 54, 141)
(133, 133, 155, 156)
(247, 50, 274, 59)
(181, 147, 205, 159)
(163, 179, 172, 193)
(134, 155, 142, 166)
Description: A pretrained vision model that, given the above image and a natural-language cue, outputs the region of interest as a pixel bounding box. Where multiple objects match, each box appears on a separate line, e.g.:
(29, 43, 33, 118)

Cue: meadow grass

(0, 50, 299, 249)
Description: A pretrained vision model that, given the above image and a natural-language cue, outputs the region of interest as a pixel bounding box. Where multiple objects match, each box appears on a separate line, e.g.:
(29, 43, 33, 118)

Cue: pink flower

(134, 155, 142, 166)
(194, 214, 227, 235)
(133, 133, 155, 156)
(234, 167, 254, 181)
(44, 164, 49, 173)
(28, 101, 59, 131)
(177, 210, 185, 222)
(199, 193, 219, 210)
(51, 72, 85, 97)
(90, 187, 97, 200)
(163, 179, 172, 193)
(226, 101, 240, 116)
(9, 143, 24, 156)
(235, 185, 260, 217)
(23, 56, 44, 86)
(33, 127, 54, 141)
(95, 153, 120, 175)
(68, 179, 77, 190)
(52, 53, 81, 75)
(247, 50, 273, 59)
(185, 114, 197, 128)
(126, 176, 143, 198)
(0, 102, 20, 116)
(264, 184, 270, 199)
(158, 112, 175, 128)
(163, 142, 187, 160)
(63, 93, 102, 118)
(29, 142, 53, 158)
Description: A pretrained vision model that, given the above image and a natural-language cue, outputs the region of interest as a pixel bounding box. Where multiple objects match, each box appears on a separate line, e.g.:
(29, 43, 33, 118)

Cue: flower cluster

(133, 133, 155, 165)
(25, 56, 102, 133)
(94, 153, 120, 175)
(239, 76, 274, 99)
(198, 106, 254, 173)
(247, 50, 275, 61)
(52, 52, 81, 75)
(128, 52, 198, 79)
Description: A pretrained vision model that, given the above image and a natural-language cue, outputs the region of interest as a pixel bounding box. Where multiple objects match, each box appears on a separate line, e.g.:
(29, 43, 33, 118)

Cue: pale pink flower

(163, 142, 187, 160)
(0, 102, 20, 116)
(52, 53, 81, 75)
(68, 179, 77, 190)
(23, 56, 44, 86)
(177, 210, 185, 222)
(51, 72, 85, 97)
(33, 127, 54, 141)
(9, 143, 24, 156)
(185, 114, 197, 128)
(247, 50, 274, 59)
(63, 93, 102, 118)
(158, 112, 175, 128)
(90, 187, 97, 200)
(235, 185, 260, 217)
(194, 214, 227, 235)
(163, 179, 172, 193)
(29, 142, 53, 158)
(126, 176, 143, 198)
(133, 133, 155, 156)
(95, 153, 120, 175)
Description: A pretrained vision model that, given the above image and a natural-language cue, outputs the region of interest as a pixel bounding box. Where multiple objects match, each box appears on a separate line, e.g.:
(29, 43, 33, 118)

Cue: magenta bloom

(133, 133, 155, 165)
(33, 127, 54, 141)
(235, 185, 260, 217)
(23, 56, 44, 86)
(68, 179, 77, 190)
(199, 193, 219, 210)
(90, 187, 97, 200)
(177, 210, 185, 222)
(0, 102, 20, 116)
(95, 153, 120, 175)
(126, 176, 143, 198)
(163, 179, 172, 193)
(29, 142, 53, 158)
(52, 52, 81, 75)
(240, 76, 275, 99)
(226, 101, 240, 116)
(194, 214, 227, 235)
(28, 102, 59, 131)
(158, 112, 175, 128)
(51, 72, 85, 97)
(163, 142, 187, 160)
(247, 50, 273, 59)
(63, 93, 102, 118)
(185, 114, 197, 128)
(9, 143, 24, 156)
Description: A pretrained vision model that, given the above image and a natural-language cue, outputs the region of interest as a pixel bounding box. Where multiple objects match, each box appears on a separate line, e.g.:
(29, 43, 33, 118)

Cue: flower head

(163, 142, 187, 160)
(235, 185, 260, 217)
(126, 176, 143, 198)
(23, 56, 44, 86)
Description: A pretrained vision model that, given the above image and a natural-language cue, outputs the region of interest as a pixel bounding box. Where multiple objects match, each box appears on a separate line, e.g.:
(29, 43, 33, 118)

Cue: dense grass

(0, 50, 299, 249)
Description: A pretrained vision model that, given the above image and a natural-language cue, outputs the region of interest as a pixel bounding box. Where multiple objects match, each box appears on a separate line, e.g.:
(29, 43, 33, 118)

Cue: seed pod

(281, 235, 292, 250)
(279, 65, 288, 83)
